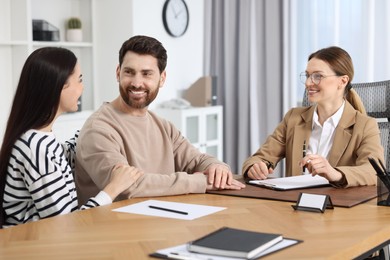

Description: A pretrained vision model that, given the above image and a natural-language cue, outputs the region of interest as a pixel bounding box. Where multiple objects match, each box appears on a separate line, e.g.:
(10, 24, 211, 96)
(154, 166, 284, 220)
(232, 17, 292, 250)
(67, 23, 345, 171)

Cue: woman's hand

(246, 161, 274, 180)
(300, 154, 342, 182)
(103, 165, 144, 200)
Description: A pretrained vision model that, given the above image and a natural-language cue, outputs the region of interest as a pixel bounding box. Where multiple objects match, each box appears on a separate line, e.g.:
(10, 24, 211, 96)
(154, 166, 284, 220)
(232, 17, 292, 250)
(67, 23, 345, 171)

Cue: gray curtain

(204, 0, 284, 174)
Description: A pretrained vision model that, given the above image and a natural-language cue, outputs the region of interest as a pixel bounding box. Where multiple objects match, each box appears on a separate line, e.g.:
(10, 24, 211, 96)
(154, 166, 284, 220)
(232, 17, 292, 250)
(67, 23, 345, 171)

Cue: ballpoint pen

(378, 158, 388, 176)
(152, 252, 196, 260)
(166, 252, 194, 260)
(302, 140, 306, 174)
(149, 205, 189, 215)
(257, 182, 276, 189)
(368, 157, 386, 176)
(368, 157, 390, 191)
(370, 157, 390, 205)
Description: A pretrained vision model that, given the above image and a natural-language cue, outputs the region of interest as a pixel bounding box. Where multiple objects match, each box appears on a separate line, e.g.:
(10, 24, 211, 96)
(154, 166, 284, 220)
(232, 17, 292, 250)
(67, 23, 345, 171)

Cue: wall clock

(162, 0, 189, 37)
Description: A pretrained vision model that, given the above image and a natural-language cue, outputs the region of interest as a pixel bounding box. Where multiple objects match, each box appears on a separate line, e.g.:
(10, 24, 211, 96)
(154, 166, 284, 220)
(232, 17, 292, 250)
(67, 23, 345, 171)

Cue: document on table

(248, 174, 330, 191)
(150, 238, 302, 260)
(113, 199, 226, 220)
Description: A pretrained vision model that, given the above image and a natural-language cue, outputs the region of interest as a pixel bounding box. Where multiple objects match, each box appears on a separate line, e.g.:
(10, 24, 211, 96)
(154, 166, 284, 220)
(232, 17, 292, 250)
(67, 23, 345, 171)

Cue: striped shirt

(3, 129, 111, 228)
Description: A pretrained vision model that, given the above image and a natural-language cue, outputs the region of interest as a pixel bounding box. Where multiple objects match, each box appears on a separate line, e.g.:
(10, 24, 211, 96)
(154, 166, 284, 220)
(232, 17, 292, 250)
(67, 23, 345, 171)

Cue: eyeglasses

(300, 72, 339, 85)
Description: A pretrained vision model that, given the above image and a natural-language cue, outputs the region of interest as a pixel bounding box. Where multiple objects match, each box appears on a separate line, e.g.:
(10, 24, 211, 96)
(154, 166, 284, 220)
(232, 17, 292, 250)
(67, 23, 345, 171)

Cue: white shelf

(153, 106, 224, 161)
(0, 41, 29, 46)
(32, 41, 93, 47)
(0, 41, 93, 47)
(53, 110, 94, 143)
(0, 0, 97, 141)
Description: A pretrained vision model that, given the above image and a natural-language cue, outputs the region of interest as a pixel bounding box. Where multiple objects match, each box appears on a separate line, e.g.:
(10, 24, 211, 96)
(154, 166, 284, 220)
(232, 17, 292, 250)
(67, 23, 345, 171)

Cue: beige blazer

(242, 101, 384, 187)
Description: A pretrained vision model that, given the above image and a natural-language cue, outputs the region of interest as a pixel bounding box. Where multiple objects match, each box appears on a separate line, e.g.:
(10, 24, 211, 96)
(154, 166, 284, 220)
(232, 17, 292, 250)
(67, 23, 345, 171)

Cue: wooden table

(1, 193, 390, 259)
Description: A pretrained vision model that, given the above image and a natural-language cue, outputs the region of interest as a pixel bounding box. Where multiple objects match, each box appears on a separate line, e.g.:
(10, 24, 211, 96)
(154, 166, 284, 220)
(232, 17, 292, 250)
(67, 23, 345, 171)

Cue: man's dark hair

(119, 35, 168, 73)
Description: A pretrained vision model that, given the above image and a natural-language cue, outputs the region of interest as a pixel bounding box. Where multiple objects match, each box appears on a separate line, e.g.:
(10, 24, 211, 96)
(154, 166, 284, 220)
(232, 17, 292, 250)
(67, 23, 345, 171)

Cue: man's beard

(119, 84, 159, 109)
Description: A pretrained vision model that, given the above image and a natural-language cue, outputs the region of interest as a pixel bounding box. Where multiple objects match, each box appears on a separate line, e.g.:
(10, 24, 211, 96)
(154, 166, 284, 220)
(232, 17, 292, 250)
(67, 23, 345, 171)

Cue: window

(291, 0, 390, 106)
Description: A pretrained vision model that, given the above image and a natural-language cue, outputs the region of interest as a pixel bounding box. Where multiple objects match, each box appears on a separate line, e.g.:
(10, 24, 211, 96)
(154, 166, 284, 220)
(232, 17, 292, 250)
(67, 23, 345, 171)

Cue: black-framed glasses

(300, 72, 339, 85)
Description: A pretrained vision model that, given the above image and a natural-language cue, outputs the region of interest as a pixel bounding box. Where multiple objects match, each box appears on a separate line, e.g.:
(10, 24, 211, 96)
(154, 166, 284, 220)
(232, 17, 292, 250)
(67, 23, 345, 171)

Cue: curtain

(204, 0, 285, 174)
(292, 0, 390, 107)
(204, 0, 390, 174)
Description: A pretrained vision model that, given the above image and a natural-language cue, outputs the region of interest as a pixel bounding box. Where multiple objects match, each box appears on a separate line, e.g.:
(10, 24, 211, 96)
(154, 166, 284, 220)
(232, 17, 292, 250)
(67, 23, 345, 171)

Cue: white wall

(0, 0, 204, 145)
(133, 0, 204, 109)
(94, 0, 205, 110)
(93, 0, 133, 109)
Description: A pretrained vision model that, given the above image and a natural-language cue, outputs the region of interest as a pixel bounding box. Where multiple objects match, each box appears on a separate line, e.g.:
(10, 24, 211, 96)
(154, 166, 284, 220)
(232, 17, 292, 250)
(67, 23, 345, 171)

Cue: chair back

(352, 80, 390, 120)
(378, 122, 390, 169)
(302, 80, 390, 119)
(352, 80, 390, 169)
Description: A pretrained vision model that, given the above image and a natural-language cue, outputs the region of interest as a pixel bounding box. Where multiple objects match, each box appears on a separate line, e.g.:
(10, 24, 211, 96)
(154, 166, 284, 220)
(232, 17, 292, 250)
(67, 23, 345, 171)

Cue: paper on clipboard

(248, 174, 330, 191)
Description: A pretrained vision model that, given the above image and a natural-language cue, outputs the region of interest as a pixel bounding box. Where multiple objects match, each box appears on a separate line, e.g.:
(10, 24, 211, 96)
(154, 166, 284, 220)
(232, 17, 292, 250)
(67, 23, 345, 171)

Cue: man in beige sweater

(75, 35, 244, 205)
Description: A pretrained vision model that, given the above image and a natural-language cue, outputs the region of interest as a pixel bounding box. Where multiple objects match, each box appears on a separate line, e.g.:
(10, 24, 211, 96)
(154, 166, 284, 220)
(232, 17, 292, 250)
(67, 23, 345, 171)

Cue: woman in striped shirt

(0, 47, 143, 228)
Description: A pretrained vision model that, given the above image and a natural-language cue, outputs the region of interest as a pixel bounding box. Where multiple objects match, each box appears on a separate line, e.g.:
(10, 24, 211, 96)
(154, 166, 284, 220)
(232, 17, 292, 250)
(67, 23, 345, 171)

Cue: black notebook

(187, 227, 283, 259)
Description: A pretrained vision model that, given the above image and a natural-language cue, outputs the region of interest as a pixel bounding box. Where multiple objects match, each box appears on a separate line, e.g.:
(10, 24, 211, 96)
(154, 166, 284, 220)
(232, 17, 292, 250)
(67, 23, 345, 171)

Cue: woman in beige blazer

(242, 46, 384, 188)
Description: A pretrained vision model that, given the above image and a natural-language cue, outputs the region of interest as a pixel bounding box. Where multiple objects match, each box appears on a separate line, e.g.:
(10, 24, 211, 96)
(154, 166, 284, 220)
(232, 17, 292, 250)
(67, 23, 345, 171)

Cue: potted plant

(66, 17, 82, 42)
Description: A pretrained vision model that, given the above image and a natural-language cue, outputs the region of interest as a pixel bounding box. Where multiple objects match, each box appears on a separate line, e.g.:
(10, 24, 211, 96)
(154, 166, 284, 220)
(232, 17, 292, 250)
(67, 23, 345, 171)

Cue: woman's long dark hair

(0, 47, 77, 227)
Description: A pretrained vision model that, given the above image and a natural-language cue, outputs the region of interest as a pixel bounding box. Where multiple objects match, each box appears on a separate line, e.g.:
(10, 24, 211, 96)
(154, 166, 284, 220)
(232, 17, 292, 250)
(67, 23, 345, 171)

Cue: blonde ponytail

(346, 88, 367, 115)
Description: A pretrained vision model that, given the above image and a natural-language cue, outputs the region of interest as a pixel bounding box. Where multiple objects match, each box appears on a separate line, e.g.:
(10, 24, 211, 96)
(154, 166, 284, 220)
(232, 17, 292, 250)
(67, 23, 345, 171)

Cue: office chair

(378, 122, 390, 173)
(303, 81, 390, 260)
(349, 81, 390, 260)
(302, 80, 390, 120)
(302, 80, 390, 165)
(378, 121, 390, 260)
(352, 80, 390, 120)
(353, 80, 390, 260)
(351, 80, 390, 168)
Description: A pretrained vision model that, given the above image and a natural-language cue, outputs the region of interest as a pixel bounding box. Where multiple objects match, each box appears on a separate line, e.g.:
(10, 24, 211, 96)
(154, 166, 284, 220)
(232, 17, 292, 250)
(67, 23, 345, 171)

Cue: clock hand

(175, 9, 184, 18)
(170, 4, 178, 16)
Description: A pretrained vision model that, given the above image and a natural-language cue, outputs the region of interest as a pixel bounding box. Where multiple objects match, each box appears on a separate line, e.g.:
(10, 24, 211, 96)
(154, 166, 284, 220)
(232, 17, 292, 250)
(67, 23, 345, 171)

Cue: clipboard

(247, 175, 330, 191)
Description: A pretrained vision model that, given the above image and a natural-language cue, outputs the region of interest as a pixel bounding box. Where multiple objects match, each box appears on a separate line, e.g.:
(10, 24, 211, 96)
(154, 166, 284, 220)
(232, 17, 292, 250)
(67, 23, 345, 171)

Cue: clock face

(162, 0, 189, 37)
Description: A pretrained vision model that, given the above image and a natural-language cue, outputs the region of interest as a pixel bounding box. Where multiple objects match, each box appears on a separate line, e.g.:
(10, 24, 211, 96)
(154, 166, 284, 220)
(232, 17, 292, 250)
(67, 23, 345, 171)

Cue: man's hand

(203, 164, 232, 189)
(195, 164, 245, 190)
(205, 178, 246, 191)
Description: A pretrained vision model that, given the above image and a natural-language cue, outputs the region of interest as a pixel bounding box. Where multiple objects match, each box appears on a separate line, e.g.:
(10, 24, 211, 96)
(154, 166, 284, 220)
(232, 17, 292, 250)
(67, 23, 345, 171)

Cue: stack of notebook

(150, 227, 302, 259)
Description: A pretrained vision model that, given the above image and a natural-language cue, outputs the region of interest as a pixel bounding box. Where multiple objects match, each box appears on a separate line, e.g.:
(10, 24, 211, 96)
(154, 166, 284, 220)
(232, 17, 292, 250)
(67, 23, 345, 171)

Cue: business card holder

(292, 192, 334, 213)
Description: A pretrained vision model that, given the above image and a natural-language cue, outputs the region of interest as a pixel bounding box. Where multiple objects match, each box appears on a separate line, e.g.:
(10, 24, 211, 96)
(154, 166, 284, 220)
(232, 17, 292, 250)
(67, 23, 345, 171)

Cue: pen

(368, 157, 385, 176)
(378, 158, 388, 175)
(167, 252, 195, 260)
(260, 183, 276, 188)
(302, 140, 306, 174)
(149, 205, 188, 215)
(369, 157, 390, 191)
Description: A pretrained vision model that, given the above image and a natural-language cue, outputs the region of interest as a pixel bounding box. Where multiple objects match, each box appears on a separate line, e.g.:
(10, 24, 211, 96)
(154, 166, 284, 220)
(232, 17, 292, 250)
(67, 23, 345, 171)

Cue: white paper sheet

(113, 199, 226, 220)
(248, 174, 330, 190)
